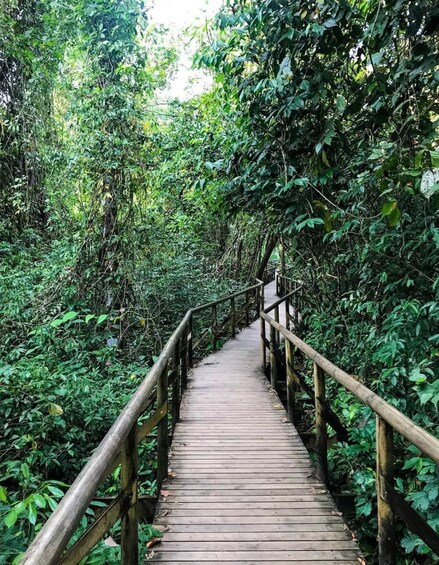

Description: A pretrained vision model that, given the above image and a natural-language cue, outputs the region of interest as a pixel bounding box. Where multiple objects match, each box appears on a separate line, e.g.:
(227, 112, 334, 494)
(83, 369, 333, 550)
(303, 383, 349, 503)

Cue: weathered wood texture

(149, 282, 360, 564)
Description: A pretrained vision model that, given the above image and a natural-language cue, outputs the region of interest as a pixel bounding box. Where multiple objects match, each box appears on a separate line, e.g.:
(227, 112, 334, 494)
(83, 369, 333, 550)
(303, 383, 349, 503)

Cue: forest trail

(149, 281, 361, 564)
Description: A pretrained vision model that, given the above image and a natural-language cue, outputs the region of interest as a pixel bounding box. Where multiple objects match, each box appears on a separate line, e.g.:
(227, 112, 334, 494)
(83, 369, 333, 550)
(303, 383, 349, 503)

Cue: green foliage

(2, 0, 438, 562)
(200, 0, 439, 560)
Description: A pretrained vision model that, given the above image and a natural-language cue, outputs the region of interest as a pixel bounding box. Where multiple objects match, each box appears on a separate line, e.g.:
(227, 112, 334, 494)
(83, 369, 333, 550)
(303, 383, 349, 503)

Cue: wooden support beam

(285, 340, 295, 423)
(180, 329, 188, 391)
(92, 496, 157, 524)
(121, 424, 138, 565)
(138, 404, 167, 443)
(260, 317, 267, 371)
(376, 416, 395, 565)
(285, 298, 290, 329)
(188, 314, 193, 369)
(58, 491, 131, 565)
(385, 480, 439, 557)
(157, 369, 169, 487)
(211, 304, 217, 351)
(314, 363, 328, 485)
(269, 325, 278, 391)
(290, 366, 349, 444)
(171, 360, 179, 437)
(274, 304, 280, 346)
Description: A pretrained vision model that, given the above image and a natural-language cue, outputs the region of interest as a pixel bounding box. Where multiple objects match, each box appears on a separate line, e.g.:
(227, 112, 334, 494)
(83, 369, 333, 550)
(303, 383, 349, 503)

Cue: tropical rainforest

(0, 0, 438, 563)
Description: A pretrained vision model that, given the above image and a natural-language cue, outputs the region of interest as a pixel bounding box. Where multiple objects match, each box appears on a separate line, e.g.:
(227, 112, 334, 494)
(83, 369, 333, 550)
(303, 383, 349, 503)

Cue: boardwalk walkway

(150, 282, 361, 564)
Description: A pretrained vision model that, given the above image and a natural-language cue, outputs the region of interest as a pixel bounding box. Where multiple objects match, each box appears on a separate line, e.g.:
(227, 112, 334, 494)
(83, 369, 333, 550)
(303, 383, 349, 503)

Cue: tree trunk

(256, 234, 277, 280)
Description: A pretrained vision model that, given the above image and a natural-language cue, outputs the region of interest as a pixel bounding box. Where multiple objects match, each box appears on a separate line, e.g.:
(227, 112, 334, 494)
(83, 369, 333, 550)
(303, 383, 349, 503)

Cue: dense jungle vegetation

(1, 0, 438, 563)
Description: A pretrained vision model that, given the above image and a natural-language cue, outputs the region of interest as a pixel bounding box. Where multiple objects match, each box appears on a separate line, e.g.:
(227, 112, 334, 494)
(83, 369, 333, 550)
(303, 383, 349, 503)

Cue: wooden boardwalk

(149, 282, 361, 564)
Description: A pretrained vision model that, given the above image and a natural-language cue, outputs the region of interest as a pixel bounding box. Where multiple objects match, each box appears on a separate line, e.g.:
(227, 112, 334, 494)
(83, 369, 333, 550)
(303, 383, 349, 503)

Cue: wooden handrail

(261, 312, 439, 465)
(264, 285, 302, 314)
(192, 279, 263, 313)
(22, 278, 266, 565)
(275, 272, 302, 298)
(260, 293, 439, 563)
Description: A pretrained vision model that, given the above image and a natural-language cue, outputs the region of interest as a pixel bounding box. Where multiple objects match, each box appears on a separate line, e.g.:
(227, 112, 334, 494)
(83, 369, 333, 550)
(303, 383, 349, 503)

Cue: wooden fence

(21, 280, 264, 565)
(261, 278, 439, 564)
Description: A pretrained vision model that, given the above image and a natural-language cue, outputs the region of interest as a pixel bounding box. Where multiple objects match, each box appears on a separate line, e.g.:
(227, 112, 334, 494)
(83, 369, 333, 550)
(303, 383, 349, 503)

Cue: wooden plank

(153, 523, 349, 533)
(154, 516, 347, 525)
(121, 424, 138, 565)
(164, 478, 319, 484)
(154, 541, 357, 551)
(155, 532, 352, 541)
(158, 502, 335, 519)
(160, 495, 329, 503)
(164, 485, 321, 490)
(146, 560, 358, 565)
(144, 550, 360, 561)
(59, 491, 130, 564)
(383, 480, 439, 556)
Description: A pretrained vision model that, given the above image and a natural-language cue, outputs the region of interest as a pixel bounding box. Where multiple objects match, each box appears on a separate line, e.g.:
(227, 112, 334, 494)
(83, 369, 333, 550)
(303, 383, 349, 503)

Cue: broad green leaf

(45, 496, 58, 511)
(0, 486, 7, 503)
(430, 151, 439, 168)
(34, 494, 46, 508)
(51, 311, 78, 327)
(28, 503, 37, 525)
(388, 207, 401, 227)
(97, 314, 108, 325)
(48, 486, 64, 498)
(381, 200, 397, 216)
(297, 218, 325, 231)
(62, 311, 78, 322)
(85, 314, 95, 323)
(21, 462, 30, 479)
(4, 510, 18, 528)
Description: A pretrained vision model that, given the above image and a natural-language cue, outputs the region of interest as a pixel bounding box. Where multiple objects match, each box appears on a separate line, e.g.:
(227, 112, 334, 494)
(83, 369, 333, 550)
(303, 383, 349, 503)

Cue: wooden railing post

(275, 272, 279, 296)
(121, 423, 138, 565)
(255, 286, 260, 314)
(188, 313, 193, 369)
(211, 304, 217, 351)
(314, 363, 328, 484)
(156, 367, 168, 487)
(274, 304, 280, 345)
(269, 325, 278, 391)
(231, 297, 236, 338)
(245, 290, 250, 326)
(170, 354, 179, 436)
(376, 416, 396, 565)
(260, 283, 265, 309)
(285, 296, 290, 329)
(260, 317, 266, 371)
(285, 339, 295, 423)
(180, 328, 188, 391)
